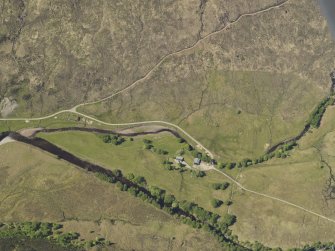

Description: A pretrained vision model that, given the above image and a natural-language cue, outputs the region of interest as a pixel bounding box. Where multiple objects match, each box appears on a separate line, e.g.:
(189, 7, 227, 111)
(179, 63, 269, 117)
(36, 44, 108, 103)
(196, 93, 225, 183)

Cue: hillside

(1, 0, 335, 250)
(1, 0, 334, 158)
(0, 141, 223, 251)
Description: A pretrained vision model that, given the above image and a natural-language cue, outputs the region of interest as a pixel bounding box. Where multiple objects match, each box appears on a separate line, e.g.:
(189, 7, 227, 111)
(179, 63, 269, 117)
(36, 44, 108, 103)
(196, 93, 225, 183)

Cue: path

(3, 116, 335, 224)
(3, 0, 335, 225)
(74, 0, 289, 109)
(211, 168, 335, 224)
(0, 110, 214, 158)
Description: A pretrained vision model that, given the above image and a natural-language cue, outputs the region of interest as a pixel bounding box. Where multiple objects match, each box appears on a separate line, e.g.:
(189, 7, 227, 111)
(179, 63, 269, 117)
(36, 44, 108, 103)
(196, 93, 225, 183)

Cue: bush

(95, 173, 116, 183)
(212, 182, 229, 190)
(178, 138, 185, 143)
(212, 183, 222, 190)
(228, 163, 236, 170)
(307, 97, 332, 128)
(211, 199, 223, 208)
(221, 214, 237, 226)
(134, 176, 147, 186)
(143, 139, 152, 144)
(196, 171, 206, 178)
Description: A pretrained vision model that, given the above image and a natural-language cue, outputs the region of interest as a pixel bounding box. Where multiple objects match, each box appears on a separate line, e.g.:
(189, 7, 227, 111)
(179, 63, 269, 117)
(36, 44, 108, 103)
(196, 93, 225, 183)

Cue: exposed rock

(0, 97, 18, 117)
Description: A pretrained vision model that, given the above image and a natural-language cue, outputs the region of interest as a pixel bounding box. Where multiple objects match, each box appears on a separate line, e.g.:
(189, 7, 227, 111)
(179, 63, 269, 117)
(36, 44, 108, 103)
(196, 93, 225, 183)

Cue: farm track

(4, 0, 335, 226)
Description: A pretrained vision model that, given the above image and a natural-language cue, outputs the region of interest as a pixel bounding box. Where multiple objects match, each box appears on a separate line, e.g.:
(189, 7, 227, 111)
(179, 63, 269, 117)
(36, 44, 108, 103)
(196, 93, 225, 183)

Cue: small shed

(194, 158, 201, 165)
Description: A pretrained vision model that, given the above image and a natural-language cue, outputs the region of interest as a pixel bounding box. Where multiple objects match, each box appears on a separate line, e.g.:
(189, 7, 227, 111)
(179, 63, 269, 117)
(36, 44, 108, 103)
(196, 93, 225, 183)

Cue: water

(319, 0, 335, 37)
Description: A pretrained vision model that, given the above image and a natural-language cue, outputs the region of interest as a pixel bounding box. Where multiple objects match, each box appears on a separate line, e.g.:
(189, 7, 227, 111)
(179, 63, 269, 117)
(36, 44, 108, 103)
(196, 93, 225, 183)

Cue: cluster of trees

(187, 148, 212, 163)
(211, 198, 232, 208)
(93, 168, 244, 249)
(293, 242, 335, 251)
(153, 148, 169, 155)
(190, 170, 206, 178)
(0, 222, 55, 239)
(162, 160, 188, 172)
(0, 222, 110, 249)
(102, 134, 125, 145)
(85, 237, 111, 249)
(143, 139, 169, 155)
(219, 162, 237, 170)
(212, 182, 230, 190)
(240, 240, 335, 251)
(307, 96, 334, 128)
(191, 151, 211, 163)
(218, 141, 298, 171)
(143, 139, 153, 149)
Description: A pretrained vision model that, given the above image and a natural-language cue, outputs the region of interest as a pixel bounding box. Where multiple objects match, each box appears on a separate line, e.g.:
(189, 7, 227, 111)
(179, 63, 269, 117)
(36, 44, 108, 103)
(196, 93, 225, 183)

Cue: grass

(229, 106, 335, 248)
(36, 125, 335, 248)
(79, 70, 325, 162)
(0, 141, 222, 251)
(38, 131, 233, 215)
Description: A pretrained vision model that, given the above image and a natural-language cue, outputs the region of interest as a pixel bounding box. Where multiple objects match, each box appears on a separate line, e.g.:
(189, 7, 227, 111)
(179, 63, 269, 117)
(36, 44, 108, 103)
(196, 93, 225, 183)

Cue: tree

(219, 162, 227, 169)
(225, 200, 232, 206)
(221, 182, 229, 190)
(196, 171, 206, 178)
(143, 139, 152, 144)
(178, 138, 185, 143)
(144, 144, 153, 150)
(102, 135, 111, 143)
(187, 144, 194, 151)
(228, 163, 236, 170)
(221, 214, 236, 226)
(127, 173, 135, 180)
(211, 199, 223, 208)
(114, 169, 122, 177)
(134, 176, 147, 186)
(149, 186, 166, 200)
(164, 194, 176, 206)
(212, 183, 221, 190)
(202, 154, 211, 163)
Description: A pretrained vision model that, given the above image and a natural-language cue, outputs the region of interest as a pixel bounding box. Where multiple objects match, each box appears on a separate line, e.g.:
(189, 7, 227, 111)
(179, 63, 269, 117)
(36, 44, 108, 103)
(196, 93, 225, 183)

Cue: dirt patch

(0, 136, 15, 146)
(0, 97, 18, 117)
(116, 125, 167, 134)
(18, 128, 44, 137)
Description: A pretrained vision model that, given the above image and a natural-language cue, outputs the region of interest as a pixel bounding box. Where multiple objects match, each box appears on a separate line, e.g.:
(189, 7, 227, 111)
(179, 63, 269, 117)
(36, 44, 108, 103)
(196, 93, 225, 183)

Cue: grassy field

(37, 125, 335, 248)
(229, 106, 335, 248)
(79, 69, 325, 162)
(38, 131, 233, 215)
(77, 0, 333, 161)
(0, 141, 222, 251)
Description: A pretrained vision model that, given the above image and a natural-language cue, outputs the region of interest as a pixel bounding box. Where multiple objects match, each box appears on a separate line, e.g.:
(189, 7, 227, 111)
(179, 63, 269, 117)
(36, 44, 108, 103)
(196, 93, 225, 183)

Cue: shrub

(196, 171, 206, 178)
(211, 199, 223, 208)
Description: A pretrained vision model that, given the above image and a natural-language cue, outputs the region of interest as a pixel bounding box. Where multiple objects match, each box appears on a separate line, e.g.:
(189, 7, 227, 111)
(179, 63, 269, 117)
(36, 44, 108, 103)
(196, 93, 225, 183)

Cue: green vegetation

(211, 199, 224, 208)
(0, 141, 224, 250)
(38, 131, 233, 213)
(307, 96, 334, 128)
(90, 167, 244, 250)
(212, 182, 230, 190)
(0, 222, 110, 249)
(79, 70, 325, 161)
(101, 134, 125, 145)
(229, 108, 335, 248)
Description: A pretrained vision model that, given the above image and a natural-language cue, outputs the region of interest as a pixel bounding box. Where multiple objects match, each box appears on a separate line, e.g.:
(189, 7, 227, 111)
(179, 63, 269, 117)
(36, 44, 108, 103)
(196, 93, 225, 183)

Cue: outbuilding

(194, 158, 201, 165)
